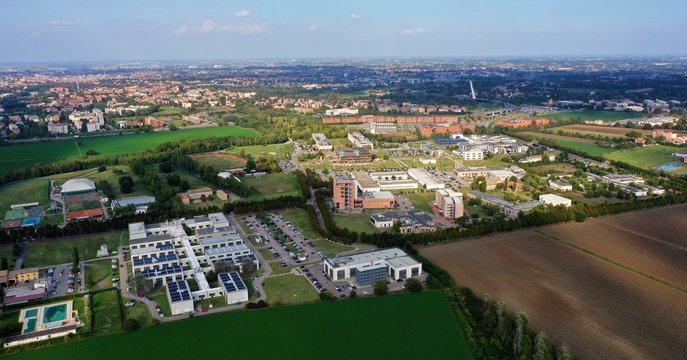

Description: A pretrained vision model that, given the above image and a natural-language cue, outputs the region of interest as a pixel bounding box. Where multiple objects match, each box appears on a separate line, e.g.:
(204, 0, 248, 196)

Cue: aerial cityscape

(0, 1, 686, 359)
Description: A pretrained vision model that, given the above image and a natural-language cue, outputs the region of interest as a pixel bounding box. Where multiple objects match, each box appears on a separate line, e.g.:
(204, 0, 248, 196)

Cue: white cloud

(234, 9, 251, 17)
(29, 31, 41, 38)
(173, 20, 266, 35)
(306, 25, 317, 31)
(49, 19, 71, 26)
(350, 13, 361, 20)
(400, 27, 432, 35)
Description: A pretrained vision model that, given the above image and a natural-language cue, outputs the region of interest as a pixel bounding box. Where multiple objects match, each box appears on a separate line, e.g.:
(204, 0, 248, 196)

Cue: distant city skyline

(1, 0, 686, 63)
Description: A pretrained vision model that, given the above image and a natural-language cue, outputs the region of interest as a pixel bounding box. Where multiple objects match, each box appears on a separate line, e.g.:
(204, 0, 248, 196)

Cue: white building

(166, 280, 194, 315)
(549, 180, 573, 192)
(347, 132, 374, 149)
(219, 271, 249, 304)
(47, 122, 69, 134)
(407, 168, 444, 190)
(312, 133, 333, 150)
(323, 248, 422, 285)
(539, 194, 572, 207)
(326, 108, 359, 116)
(453, 148, 484, 160)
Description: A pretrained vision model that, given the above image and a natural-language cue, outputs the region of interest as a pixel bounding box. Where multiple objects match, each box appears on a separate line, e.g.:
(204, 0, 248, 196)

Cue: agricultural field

(542, 110, 646, 123)
(243, 173, 302, 200)
(604, 145, 683, 169)
(9, 292, 472, 360)
(421, 205, 687, 360)
(521, 132, 614, 155)
(263, 274, 319, 306)
(0, 126, 258, 175)
(552, 124, 653, 137)
(23, 231, 127, 268)
(191, 153, 247, 170)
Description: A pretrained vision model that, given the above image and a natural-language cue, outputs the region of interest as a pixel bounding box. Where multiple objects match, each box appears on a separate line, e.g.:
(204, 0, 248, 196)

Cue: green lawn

(85, 259, 116, 290)
(244, 173, 302, 200)
(8, 292, 472, 360)
(149, 286, 172, 317)
(604, 144, 682, 169)
(264, 274, 319, 306)
(311, 239, 354, 258)
(404, 192, 435, 212)
(278, 208, 322, 240)
(84, 166, 148, 199)
(229, 143, 293, 160)
(466, 205, 491, 218)
(23, 231, 127, 268)
(192, 155, 246, 170)
(0, 179, 50, 215)
(91, 290, 123, 336)
(554, 139, 614, 155)
(463, 154, 513, 167)
(542, 110, 646, 123)
(332, 213, 377, 234)
(123, 301, 157, 329)
(0, 126, 258, 175)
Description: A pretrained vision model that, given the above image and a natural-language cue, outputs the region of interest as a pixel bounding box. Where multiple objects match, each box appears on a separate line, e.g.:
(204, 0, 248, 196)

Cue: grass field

(9, 291, 472, 360)
(263, 274, 319, 306)
(0, 179, 50, 215)
(123, 301, 157, 329)
(228, 143, 293, 160)
(522, 132, 614, 155)
(421, 205, 687, 360)
(23, 232, 127, 268)
(85, 259, 116, 290)
(191, 154, 246, 170)
(149, 286, 172, 316)
(0, 126, 258, 175)
(404, 192, 435, 212)
(542, 110, 646, 123)
(332, 213, 377, 234)
(278, 208, 322, 239)
(91, 290, 123, 336)
(604, 145, 681, 168)
(244, 173, 302, 200)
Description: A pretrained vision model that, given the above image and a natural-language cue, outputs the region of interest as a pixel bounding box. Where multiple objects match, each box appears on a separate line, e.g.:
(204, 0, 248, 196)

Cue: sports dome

(61, 178, 96, 195)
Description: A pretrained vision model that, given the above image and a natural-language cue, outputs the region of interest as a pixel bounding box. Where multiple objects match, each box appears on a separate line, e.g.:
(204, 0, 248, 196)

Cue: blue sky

(1, 0, 685, 62)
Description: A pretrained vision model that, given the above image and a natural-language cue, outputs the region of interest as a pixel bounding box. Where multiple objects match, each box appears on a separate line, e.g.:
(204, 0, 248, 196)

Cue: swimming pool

(43, 303, 68, 324)
(23, 318, 37, 334)
(655, 162, 683, 172)
(24, 309, 38, 318)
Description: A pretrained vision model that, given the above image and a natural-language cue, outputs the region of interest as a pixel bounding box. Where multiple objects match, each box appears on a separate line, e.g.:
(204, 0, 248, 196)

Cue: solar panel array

(156, 242, 175, 251)
(219, 271, 247, 293)
(139, 264, 182, 278)
(167, 281, 192, 303)
(133, 253, 177, 266)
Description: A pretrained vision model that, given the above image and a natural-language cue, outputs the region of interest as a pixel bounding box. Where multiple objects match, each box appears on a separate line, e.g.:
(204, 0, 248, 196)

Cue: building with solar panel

(218, 272, 249, 304)
(323, 248, 422, 285)
(128, 213, 257, 310)
(167, 280, 194, 315)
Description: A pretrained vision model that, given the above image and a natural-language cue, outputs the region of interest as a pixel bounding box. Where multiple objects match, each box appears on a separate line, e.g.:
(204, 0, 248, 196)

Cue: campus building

(128, 213, 256, 306)
(370, 211, 436, 234)
(333, 177, 395, 211)
(539, 194, 572, 207)
(337, 148, 373, 163)
(323, 248, 422, 285)
(407, 168, 444, 190)
(3, 300, 83, 348)
(312, 133, 333, 150)
(435, 189, 464, 220)
(111, 195, 156, 213)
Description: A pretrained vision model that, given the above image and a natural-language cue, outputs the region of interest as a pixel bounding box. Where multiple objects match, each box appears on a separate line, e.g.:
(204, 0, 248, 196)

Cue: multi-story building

(337, 148, 373, 163)
(347, 132, 374, 149)
(370, 211, 436, 233)
(435, 189, 464, 220)
(454, 148, 484, 160)
(323, 248, 422, 285)
(312, 133, 333, 150)
(333, 177, 357, 210)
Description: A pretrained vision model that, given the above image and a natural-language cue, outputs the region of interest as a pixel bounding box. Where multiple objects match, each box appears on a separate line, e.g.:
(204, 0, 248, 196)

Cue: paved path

(13, 241, 28, 270)
(228, 214, 272, 301)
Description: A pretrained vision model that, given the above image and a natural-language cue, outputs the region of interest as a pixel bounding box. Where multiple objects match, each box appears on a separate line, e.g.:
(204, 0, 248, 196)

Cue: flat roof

(204, 243, 250, 256)
(326, 247, 420, 269)
(218, 271, 247, 293)
(167, 280, 192, 303)
(407, 168, 443, 187)
(112, 196, 156, 208)
(199, 234, 243, 246)
(363, 191, 394, 199)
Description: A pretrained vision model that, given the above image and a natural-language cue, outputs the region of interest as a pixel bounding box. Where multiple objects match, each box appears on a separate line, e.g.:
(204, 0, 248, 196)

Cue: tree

(119, 176, 134, 194)
(72, 247, 80, 274)
(205, 270, 217, 283)
(179, 180, 191, 192)
(556, 346, 573, 360)
(133, 275, 154, 294)
(97, 165, 107, 172)
(405, 278, 423, 292)
(349, 289, 357, 298)
(472, 176, 487, 192)
(319, 290, 335, 301)
(241, 259, 256, 274)
(214, 261, 237, 274)
(513, 312, 528, 358)
(166, 173, 181, 186)
(0, 258, 7, 270)
(373, 280, 388, 296)
(12, 244, 20, 257)
(158, 162, 173, 173)
(122, 318, 140, 331)
(85, 149, 98, 156)
(626, 130, 642, 139)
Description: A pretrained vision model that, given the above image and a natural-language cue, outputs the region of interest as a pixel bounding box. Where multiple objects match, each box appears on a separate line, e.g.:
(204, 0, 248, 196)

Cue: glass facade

(355, 265, 388, 285)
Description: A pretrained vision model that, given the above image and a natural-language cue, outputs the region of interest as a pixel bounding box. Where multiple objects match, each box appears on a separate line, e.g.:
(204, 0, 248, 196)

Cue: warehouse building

(323, 248, 422, 285)
(539, 194, 572, 207)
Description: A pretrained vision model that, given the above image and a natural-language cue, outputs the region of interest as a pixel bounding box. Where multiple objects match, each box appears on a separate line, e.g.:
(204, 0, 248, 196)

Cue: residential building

(323, 248, 422, 284)
(454, 148, 484, 160)
(144, 117, 165, 128)
(435, 189, 464, 220)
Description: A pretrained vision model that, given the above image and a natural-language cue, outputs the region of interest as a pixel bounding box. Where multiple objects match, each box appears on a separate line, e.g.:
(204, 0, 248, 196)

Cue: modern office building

(218, 271, 249, 304)
(333, 177, 394, 211)
(370, 211, 436, 234)
(128, 213, 256, 306)
(323, 248, 422, 284)
(435, 189, 464, 219)
(337, 148, 373, 163)
(347, 132, 374, 149)
(407, 168, 444, 190)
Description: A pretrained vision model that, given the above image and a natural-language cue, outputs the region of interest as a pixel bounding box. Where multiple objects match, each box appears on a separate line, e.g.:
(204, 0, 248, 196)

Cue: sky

(1, 0, 686, 63)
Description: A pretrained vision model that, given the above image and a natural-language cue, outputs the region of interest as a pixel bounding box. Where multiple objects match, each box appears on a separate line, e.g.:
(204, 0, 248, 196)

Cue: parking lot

(44, 263, 83, 297)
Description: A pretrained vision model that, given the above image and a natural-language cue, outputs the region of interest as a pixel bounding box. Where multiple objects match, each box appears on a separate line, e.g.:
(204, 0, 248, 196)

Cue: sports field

(9, 291, 472, 360)
(542, 110, 645, 123)
(23, 231, 127, 268)
(244, 173, 302, 200)
(191, 154, 247, 170)
(228, 143, 294, 160)
(604, 144, 682, 169)
(0, 126, 258, 175)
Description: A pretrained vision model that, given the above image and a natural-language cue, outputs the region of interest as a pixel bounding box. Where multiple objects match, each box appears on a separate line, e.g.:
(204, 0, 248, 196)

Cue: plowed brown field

(420, 205, 687, 360)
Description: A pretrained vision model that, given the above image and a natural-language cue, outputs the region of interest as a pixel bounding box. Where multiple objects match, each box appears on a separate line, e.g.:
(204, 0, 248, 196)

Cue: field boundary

(535, 229, 687, 294)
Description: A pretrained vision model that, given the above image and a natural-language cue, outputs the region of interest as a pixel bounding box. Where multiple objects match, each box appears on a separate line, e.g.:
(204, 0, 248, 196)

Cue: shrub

(405, 278, 423, 293)
(122, 318, 140, 331)
(373, 281, 388, 296)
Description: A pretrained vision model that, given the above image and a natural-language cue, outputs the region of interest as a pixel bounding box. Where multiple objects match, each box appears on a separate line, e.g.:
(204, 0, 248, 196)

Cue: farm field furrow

(420, 205, 687, 360)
